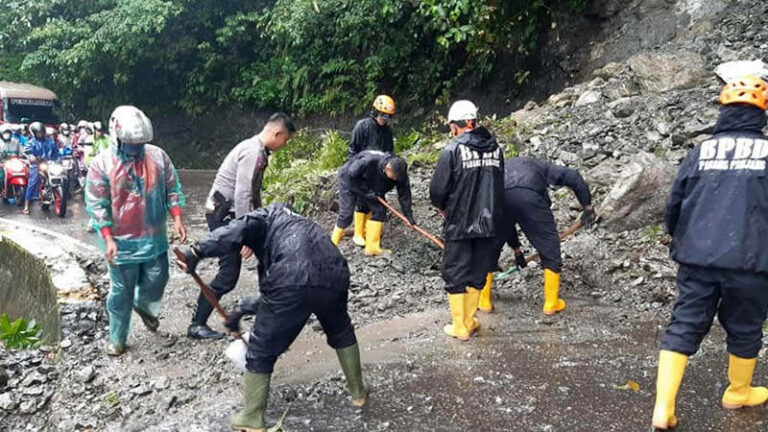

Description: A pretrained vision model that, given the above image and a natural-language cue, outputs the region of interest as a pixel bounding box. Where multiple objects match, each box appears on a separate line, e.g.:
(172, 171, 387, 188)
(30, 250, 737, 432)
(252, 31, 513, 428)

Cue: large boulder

(628, 51, 707, 93)
(598, 152, 677, 232)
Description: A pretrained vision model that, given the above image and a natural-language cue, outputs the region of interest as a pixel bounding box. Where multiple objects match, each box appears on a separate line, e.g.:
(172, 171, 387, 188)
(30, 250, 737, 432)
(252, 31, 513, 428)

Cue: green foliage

(0, 0, 591, 118)
(644, 224, 664, 243)
(0, 313, 42, 350)
(407, 150, 442, 166)
(262, 130, 348, 214)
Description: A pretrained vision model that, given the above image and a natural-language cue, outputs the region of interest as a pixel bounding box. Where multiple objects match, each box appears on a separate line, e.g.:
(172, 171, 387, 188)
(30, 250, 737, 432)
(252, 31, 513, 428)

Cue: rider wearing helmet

(0, 125, 22, 191)
(22, 122, 61, 215)
(57, 123, 73, 149)
(75, 120, 94, 164)
(346, 95, 396, 246)
(45, 126, 58, 143)
(90, 121, 110, 159)
(85, 105, 186, 356)
(12, 125, 28, 148)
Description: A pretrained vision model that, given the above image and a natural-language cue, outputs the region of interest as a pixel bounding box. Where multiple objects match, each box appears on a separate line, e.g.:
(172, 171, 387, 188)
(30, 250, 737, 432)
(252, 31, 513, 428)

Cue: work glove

(224, 297, 260, 333)
(224, 309, 245, 333)
(365, 191, 378, 201)
(580, 208, 596, 227)
(177, 246, 201, 274)
(515, 251, 527, 269)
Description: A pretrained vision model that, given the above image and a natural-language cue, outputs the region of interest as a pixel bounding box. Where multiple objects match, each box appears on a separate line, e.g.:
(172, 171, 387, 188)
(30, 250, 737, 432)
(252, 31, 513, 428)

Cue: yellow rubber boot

(478, 273, 494, 313)
(443, 293, 469, 341)
(464, 287, 481, 334)
(331, 226, 344, 246)
(542, 269, 566, 315)
(364, 220, 391, 256)
(651, 350, 688, 430)
(722, 354, 768, 409)
(352, 212, 367, 247)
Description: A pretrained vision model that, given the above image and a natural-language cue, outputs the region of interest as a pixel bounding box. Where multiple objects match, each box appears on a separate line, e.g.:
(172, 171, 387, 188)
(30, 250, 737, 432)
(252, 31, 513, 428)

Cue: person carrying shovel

(484, 157, 595, 315)
(177, 203, 367, 432)
(346, 95, 397, 246)
(330, 150, 414, 256)
(429, 100, 504, 341)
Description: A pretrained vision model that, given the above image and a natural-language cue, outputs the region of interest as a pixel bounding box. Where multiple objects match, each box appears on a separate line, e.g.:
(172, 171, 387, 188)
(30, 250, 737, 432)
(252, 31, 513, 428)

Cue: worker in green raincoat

(85, 105, 186, 357)
(90, 121, 110, 160)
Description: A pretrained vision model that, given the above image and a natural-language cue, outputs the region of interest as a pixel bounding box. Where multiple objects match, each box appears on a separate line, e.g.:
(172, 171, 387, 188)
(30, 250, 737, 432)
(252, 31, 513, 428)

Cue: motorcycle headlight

(49, 164, 64, 176)
(5, 159, 23, 172)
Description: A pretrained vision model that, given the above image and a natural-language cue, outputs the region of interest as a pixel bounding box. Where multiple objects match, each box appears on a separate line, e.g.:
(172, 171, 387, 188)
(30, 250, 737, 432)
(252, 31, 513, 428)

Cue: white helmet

(45, 126, 56, 137)
(77, 120, 89, 129)
(109, 105, 153, 145)
(447, 100, 478, 123)
(0, 124, 12, 138)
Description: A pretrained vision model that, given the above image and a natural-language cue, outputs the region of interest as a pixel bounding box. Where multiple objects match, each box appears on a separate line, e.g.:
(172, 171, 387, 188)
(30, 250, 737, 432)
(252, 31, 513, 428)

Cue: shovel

(376, 196, 445, 249)
(495, 219, 584, 280)
(173, 247, 249, 370)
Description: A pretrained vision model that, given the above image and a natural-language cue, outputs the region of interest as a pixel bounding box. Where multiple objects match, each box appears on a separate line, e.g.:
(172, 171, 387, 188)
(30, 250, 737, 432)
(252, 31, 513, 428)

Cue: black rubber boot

(187, 292, 225, 340)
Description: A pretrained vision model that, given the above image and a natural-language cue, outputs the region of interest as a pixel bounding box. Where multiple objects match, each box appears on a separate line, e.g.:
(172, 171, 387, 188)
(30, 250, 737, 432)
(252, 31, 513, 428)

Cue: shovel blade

(225, 333, 249, 371)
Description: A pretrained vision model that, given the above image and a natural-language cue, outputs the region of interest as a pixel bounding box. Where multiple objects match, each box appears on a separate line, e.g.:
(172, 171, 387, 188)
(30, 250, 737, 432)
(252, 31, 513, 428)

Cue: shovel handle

(523, 219, 584, 263)
(376, 196, 445, 249)
(173, 247, 243, 340)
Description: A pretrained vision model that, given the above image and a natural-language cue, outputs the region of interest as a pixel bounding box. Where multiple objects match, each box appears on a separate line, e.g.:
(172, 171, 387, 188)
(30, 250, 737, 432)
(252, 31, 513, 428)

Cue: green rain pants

(107, 252, 169, 346)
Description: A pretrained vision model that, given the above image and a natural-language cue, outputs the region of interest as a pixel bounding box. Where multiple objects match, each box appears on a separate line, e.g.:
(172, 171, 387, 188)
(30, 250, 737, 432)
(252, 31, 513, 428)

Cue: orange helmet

(372, 95, 396, 115)
(719, 75, 768, 110)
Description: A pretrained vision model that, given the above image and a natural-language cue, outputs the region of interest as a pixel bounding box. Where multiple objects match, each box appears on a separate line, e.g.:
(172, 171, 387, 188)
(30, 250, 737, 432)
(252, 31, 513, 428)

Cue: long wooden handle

(173, 247, 242, 340)
(376, 196, 445, 249)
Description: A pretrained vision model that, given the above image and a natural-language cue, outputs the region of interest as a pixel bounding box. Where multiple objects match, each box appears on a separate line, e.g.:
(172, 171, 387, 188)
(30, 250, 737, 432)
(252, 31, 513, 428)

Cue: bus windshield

(4, 98, 59, 124)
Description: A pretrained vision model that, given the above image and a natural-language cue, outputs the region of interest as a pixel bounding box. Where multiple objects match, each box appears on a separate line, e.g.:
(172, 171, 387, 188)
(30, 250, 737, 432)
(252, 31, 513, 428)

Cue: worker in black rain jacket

(347, 95, 396, 246)
(485, 157, 595, 315)
(429, 100, 504, 341)
(651, 76, 768, 430)
(331, 150, 414, 256)
(178, 203, 366, 432)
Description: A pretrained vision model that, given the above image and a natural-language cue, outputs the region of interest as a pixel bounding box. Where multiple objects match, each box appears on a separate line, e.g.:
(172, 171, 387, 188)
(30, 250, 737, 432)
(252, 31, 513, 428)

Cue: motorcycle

(38, 160, 68, 217)
(59, 146, 77, 196)
(2, 155, 29, 207)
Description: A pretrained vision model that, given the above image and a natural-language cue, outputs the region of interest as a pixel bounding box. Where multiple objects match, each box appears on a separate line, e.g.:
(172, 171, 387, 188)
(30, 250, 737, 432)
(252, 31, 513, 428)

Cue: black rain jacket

(504, 157, 592, 207)
(348, 117, 394, 159)
(667, 104, 768, 273)
(195, 203, 350, 291)
(429, 127, 504, 240)
(339, 150, 414, 221)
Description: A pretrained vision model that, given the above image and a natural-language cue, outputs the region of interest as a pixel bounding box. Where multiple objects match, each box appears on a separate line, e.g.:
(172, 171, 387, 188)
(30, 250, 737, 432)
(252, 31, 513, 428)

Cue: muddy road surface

(2, 170, 767, 432)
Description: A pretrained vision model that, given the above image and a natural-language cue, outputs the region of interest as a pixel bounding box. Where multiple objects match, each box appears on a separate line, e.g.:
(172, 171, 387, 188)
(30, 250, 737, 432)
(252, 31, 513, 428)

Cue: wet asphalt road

(0, 170, 216, 246)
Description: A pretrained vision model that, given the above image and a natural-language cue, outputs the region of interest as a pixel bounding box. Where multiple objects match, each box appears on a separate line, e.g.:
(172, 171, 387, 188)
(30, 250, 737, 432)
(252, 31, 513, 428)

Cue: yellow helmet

(719, 75, 768, 111)
(372, 95, 396, 115)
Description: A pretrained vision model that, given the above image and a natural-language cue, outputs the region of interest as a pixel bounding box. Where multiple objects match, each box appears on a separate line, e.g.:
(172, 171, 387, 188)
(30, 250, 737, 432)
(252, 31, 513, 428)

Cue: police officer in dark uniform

(652, 76, 768, 430)
(429, 100, 504, 341)
(178, 203, 366, 432)
(484, 157, 595, 314)
(347, 95, 397, 246)
(331, 150, 414, 256)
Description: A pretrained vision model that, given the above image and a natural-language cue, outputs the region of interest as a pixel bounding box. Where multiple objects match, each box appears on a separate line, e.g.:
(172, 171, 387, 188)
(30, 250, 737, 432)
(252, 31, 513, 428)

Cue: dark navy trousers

(661, 264, 768, 359)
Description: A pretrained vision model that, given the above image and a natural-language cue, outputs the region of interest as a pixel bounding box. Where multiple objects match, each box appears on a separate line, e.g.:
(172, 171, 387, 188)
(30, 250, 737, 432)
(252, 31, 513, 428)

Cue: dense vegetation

(0, 0, 589, 119)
